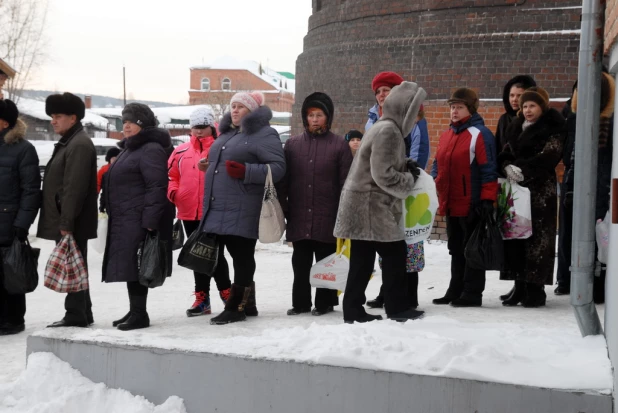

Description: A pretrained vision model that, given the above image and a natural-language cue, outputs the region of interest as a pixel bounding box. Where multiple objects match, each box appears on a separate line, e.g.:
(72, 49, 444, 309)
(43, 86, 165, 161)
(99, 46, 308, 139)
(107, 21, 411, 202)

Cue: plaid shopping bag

(44, 234, 89, 293)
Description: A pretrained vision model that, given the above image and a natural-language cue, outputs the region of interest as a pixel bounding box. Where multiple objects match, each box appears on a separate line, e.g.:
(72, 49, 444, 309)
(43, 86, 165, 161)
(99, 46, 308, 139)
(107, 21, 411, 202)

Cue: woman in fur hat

(279, 92, 353, 317)
(167, 106, 232, 317)
(203, 91, 286, 325)
(561, 73, 615, 302)
(498, 87, 566, 308)
(334, 81, 426, 323)
(431, 88, 498, 307)
(102, 103, 175, 330)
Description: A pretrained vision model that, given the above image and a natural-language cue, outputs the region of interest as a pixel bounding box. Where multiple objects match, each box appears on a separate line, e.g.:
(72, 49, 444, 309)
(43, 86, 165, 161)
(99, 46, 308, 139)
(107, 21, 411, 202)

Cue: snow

(0, 352, 186, 413)
(1, 228, 612, 395)
(191, 56, 295, 93)
(16, 96, 110, 130)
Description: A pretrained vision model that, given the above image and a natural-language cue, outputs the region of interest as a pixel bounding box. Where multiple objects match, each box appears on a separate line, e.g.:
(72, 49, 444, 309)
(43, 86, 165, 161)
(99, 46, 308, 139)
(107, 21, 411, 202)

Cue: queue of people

(0, 67, 612, 335)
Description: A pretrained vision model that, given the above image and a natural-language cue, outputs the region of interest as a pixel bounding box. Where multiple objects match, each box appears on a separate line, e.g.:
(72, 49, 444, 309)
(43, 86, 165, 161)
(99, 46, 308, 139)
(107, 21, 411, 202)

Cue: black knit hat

(105, 147, 121, 162)
(0, 99, 18, 128)
(122, 103, 158, 128)
(45, 92, 86, 120)
(447, 88, 480, 114)
(345, 129, 363, 141)
(301, 92, 334, 131)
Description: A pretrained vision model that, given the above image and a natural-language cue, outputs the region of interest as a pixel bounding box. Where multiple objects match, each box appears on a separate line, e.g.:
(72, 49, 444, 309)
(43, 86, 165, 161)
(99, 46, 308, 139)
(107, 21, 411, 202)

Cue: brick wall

(606, 0, 618, 53)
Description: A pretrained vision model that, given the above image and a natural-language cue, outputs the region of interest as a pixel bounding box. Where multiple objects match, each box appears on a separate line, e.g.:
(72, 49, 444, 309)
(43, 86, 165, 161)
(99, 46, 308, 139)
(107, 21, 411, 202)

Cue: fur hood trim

(515, 107, 565, 137)
(119, 127, 172, 151)
(219, 106, 273, 135)
(572, 73, 615, 119)
(3, 118, 27, 145)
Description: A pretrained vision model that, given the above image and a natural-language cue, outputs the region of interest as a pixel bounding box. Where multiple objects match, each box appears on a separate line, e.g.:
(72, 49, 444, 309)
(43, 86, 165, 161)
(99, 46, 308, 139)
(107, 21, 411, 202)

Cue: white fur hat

(189, 106, 216, 128)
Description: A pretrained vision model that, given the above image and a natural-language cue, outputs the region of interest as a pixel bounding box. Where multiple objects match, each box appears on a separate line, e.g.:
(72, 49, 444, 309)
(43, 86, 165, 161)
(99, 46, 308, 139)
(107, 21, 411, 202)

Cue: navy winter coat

(202, 106, 285, 239)
(102, 127, 174, 283)
(0, 119, 40, 246)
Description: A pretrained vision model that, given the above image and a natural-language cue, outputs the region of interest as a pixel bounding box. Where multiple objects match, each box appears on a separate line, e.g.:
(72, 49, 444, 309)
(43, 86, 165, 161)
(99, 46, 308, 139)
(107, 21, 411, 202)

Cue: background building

(188, 56, 295, 113)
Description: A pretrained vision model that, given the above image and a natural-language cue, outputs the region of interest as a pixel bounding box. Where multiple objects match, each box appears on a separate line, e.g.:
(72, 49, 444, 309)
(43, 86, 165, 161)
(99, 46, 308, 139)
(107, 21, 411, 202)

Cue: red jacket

(97, 163, 110, 194)
(167, 134, 215, 221)
(431, 114, 498, 217)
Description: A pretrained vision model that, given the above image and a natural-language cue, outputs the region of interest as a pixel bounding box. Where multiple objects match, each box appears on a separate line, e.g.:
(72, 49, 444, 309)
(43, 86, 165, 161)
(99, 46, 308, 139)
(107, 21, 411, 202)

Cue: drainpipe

(570, 0, 604, 337)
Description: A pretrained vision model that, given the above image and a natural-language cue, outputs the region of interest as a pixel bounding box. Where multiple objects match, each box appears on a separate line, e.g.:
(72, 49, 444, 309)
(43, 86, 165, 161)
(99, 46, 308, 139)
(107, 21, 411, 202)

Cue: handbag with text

(401, 170, 439, 244)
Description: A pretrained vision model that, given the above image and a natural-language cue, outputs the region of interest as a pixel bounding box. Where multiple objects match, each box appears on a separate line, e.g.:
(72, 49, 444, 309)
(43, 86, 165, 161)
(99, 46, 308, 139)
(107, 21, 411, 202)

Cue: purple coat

(280, 131, 352, 243)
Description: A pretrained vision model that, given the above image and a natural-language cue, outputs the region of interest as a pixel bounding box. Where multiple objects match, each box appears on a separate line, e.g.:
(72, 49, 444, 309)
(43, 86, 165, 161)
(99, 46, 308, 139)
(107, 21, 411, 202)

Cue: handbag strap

(264, 164, 274, 188)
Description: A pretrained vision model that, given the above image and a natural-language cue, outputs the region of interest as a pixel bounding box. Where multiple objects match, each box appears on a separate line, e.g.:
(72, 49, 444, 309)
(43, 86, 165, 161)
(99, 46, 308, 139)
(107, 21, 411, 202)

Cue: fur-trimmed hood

(219, 106, 273, 136)
(502, 75, 537, 115)
(572, 73, 615, 118)
(3, 118, 26, 145)
(119, 127, 172, 151)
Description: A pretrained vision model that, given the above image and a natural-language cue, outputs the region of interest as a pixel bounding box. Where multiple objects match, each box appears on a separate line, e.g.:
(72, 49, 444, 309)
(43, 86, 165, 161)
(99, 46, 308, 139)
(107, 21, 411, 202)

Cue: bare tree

(0, 0, 49, 102)
(206, 92, 233, 120)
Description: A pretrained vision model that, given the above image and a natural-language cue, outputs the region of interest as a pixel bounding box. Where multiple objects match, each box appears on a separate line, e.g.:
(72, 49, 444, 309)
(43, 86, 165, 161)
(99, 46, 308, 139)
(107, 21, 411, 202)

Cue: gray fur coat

(334, 81, 426, 242)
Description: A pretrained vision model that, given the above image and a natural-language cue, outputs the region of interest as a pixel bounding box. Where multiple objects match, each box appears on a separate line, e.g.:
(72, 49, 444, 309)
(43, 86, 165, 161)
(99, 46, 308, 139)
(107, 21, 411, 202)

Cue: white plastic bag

(92, 213, 108, 254)
(497, 178, 532, 240)
(309, 246, 349, 291)
(596, 211, 610, 264)
(401, 170, 439, 244)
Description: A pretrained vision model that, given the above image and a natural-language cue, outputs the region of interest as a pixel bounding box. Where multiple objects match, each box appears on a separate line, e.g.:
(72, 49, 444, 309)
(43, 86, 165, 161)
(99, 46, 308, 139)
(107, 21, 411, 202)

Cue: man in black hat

(38, 92, 98, 328)
(0, 100, 41, 335)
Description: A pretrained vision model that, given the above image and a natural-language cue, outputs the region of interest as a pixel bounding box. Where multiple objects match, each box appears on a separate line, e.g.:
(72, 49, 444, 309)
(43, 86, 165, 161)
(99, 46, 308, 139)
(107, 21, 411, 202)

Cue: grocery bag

(310, 246, 349, 291)
(44, 234, 89, 293)
(401, 170, 439, 244)
(138, 231, 171, 288)
(1, 238, 40, 294)
(596, 211, 610, 264)
(172, 219, 185, 251)
(464, 212, 504, 271)
(497, 178, 532, 240)
(92, 213, 108, 254)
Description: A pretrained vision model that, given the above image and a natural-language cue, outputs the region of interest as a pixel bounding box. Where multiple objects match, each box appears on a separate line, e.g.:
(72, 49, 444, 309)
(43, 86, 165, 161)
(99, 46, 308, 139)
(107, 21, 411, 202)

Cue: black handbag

(138, 232, 170, 288)
(171, 219, 185, 251)
(1, 238, 40, 294)
(464, 212, 504, 271)
(177, 221, 219, 276)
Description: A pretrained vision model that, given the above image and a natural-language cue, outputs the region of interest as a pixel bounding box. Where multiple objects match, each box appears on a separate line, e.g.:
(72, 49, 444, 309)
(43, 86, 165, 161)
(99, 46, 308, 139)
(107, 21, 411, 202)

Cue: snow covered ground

(0, 236, 612, 395)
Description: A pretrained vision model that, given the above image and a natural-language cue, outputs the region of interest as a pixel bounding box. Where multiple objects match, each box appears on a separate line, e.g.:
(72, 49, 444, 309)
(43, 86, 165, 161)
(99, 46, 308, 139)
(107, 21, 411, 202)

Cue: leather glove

(505, 164, 524, 183)
(406, 159, 421, 182)
(226, 160, 246, 180)
(13, 226, 27, 241)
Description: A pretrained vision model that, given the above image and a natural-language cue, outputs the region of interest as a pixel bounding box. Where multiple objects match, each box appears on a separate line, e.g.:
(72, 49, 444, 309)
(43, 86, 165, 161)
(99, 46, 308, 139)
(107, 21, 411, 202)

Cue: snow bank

(0, 352, 186, 413)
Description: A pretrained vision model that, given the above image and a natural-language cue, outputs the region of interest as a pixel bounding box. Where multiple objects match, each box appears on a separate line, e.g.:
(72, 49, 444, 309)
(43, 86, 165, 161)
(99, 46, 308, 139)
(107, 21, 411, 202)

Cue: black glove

(478, 200, 495, 217)
(406, 159, 421, 182)
(13, 226, 27, 241)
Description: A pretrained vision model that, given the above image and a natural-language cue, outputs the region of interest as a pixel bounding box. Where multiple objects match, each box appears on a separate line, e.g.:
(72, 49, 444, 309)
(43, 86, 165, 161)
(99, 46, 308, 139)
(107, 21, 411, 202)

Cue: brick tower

(293, 0, 581, 137)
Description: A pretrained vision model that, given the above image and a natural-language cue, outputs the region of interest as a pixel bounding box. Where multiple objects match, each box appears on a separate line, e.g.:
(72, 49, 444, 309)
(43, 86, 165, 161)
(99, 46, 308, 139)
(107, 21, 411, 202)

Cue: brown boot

(245, 282, 258, 317)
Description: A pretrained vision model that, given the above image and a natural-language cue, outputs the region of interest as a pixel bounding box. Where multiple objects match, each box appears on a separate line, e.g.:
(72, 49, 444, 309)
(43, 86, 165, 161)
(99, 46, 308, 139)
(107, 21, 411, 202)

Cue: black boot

(500, 284, 515, 301)
(245, 282, 258, 317)
(502, 280, 526, 306)
(450, 297, 482, 307)
(432, 295, 455, 305)
(388, 308, 425, 322)
(366, 295, 384, 308)
(112, 311, 131, 327)
(408, 272, 419, 308)
(521, 283, 546, 308)
(287, 307, 311, 315)
(211, 284, 249, 325)
(117, 295, 150, 331)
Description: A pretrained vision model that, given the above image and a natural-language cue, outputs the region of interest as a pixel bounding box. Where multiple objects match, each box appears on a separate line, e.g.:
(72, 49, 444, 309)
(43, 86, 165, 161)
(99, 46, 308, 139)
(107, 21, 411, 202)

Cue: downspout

(570, 0, 605, 337)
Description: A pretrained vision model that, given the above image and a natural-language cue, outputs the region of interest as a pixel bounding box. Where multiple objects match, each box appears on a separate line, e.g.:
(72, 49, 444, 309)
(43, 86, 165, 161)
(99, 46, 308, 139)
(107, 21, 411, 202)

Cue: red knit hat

(371, 71, 404, 93)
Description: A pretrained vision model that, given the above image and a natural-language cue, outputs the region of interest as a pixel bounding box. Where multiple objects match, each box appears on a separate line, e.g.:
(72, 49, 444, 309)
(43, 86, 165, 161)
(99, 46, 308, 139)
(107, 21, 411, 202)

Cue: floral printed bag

(497, 178, 532, 240)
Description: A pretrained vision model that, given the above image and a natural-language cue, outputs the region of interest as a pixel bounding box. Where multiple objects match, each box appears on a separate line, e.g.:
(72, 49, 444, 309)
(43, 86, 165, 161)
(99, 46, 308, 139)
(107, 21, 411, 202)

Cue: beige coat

(334, 81, 426, 242)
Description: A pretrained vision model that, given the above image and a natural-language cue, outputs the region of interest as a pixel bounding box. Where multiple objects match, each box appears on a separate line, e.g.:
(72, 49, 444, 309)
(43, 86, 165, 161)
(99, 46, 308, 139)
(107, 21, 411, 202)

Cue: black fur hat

(301, 92, 334, 131)
(122, 103, 158, 128)
(45, 92, 86, 120)
(0, 99, 18, 128)
(105, 147, 121, 162)
(345, 129, 363, 141)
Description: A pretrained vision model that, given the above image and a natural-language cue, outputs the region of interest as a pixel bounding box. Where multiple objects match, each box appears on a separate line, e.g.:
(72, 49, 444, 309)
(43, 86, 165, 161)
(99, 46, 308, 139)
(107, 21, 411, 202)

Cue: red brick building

(188, 57, 295, 113)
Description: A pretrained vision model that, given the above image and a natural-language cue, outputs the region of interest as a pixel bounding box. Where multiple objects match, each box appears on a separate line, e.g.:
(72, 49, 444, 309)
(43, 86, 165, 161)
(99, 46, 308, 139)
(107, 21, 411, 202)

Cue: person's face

(191, 125, 213, 138)
(509, 86, 526, 111)
(522, 101, 543, 123)
(109, 156, 118, 164)
(0, 119, 8, 132)
(123, 120, 142, 138)
(375, 86, 392, 107)
(349, 137, 361, 151)
(306, 108, 327, 133)
(450, 103, 471, 123)
(231, 103, 250, 126)
(50, 114, 77, 135)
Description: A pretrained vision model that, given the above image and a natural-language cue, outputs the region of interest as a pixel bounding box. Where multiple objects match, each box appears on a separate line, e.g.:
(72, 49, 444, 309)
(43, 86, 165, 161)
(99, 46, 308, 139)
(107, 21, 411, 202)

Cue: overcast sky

(30, 0, 312, 104)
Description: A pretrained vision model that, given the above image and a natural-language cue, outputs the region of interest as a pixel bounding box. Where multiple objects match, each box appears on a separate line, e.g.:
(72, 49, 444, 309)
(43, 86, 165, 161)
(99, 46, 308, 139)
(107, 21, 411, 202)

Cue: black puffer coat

(498, 109, 566, 285)
(0, 119, 41, 246)
(102, 127, 174, 283)
(495, 75, 537, 152)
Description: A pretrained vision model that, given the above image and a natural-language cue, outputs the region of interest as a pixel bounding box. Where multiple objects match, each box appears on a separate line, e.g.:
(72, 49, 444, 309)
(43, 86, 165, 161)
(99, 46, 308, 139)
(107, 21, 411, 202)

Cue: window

(201, 78, 210, 90)
(221, 77, 231, 91)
